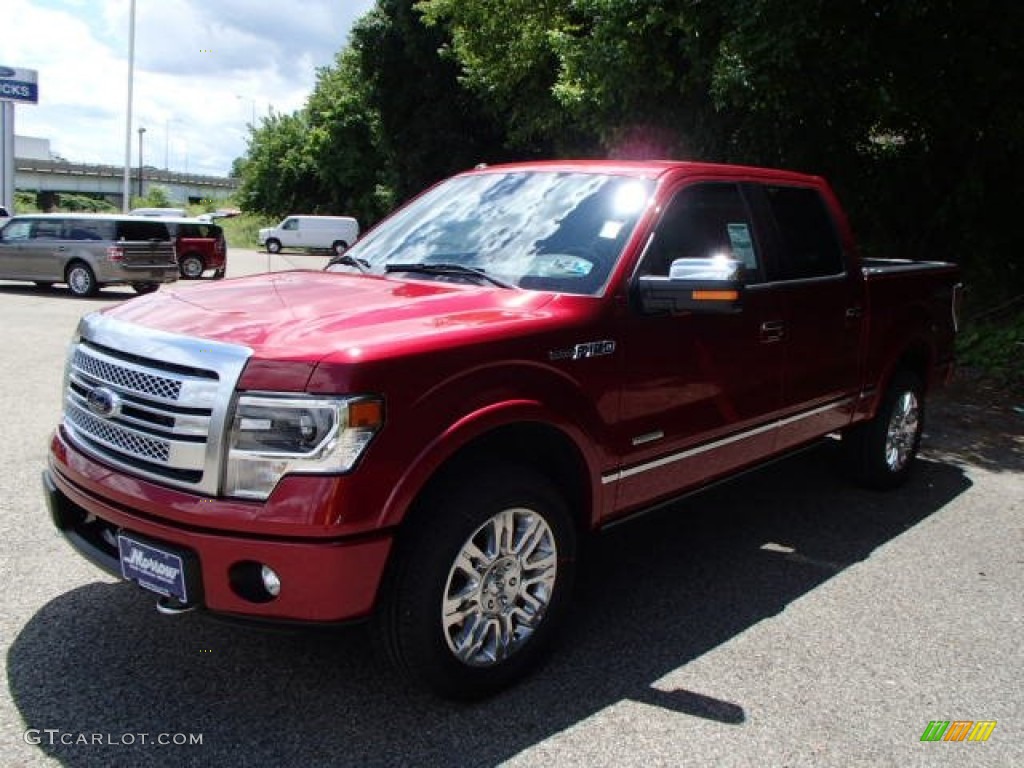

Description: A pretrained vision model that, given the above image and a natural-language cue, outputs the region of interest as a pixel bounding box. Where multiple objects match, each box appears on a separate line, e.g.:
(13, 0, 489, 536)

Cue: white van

(258, 215, 360, 255)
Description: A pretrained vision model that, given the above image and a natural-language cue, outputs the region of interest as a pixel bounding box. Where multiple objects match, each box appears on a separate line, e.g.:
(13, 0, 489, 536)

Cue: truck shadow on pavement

(7, 446, 971, 768)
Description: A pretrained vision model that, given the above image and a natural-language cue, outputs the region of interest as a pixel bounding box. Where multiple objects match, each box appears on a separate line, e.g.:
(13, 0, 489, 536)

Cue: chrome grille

(66, 406, 171, 462)
(72, 348, 182, 400)
(61, 328, 246, 492)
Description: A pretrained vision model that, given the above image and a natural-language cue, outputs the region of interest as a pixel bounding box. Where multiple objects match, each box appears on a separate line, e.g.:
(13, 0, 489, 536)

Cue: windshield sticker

(599, 221, 625, 240)
(727, 223, 757, 268)
(533, 255, 595, 277)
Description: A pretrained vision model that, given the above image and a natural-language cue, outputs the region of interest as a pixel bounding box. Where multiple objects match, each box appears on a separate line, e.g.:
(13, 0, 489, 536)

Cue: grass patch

(217, 213, 275, 249)
(956, 308, 1024, 391)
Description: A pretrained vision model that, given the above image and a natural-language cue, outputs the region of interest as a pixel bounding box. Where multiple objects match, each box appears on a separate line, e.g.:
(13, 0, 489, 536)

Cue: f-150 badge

(549, 340, 616, 361)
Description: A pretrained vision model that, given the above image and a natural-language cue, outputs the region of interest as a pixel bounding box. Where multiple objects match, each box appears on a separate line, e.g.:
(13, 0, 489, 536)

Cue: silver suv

(0, 213, 179, 297)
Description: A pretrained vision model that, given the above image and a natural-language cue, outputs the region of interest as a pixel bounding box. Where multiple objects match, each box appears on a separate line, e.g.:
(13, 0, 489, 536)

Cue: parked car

(258, 215, 359, 255)
(43, 160, 960, 698)
(165, 218, 227, 279)
(130, 207, 187, 218)
(196, 208, 241, 223)
(0, 213, 178, 296)
(0, 204, 10, 221)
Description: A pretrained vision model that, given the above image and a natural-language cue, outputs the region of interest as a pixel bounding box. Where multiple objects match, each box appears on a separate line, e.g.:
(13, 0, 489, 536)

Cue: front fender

(375, 398, 604, 531)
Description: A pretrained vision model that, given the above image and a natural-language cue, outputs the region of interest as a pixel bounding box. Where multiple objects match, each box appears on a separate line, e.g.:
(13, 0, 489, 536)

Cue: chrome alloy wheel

(442, 507, 558, 667)
(67, 265, 94, 296)
(885, 390, 920, 472)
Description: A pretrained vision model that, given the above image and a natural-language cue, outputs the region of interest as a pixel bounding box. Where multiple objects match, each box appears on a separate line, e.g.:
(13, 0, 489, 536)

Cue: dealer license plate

(118, 534, 189, 602)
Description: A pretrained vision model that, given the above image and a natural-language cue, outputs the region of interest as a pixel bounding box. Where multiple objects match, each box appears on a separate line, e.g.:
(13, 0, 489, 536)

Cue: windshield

(333, 170, 653, 295)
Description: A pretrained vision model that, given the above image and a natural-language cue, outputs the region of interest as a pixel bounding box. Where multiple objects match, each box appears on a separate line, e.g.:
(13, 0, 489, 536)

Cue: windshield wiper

(385, 262, 515, 289)
(326, 253, 371, 273)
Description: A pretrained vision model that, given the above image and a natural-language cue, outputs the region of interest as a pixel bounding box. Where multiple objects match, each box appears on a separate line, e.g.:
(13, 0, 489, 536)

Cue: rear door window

(762, 186, 844, 280)
(66, 220, 112, 240)
(32, 219, 65, 240)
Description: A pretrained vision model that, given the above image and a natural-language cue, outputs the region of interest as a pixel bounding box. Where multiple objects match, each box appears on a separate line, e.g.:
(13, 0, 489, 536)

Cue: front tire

(66, 263, 97, 297)
(843, 370, 925, 489)
(266, 238, 282, 254)
(374, 465, 577, 699)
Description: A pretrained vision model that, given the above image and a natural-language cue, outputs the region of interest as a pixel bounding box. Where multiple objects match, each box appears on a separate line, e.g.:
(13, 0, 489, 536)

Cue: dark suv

(167, 219, 227, 279)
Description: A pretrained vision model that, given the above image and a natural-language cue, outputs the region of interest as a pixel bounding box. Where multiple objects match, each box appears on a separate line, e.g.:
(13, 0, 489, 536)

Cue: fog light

(260, 565, 281, 597)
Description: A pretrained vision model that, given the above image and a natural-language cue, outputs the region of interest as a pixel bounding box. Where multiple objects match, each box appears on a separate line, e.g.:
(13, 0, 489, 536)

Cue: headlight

(224, 394, 384, 500)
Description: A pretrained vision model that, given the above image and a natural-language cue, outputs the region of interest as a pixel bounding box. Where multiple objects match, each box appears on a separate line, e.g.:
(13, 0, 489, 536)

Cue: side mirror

(634, 257, 745, 315)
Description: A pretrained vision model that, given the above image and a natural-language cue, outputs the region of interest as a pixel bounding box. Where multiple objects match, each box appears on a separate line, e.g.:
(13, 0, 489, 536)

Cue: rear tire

(213, 267, 226, 279)
(373, 465, 577, 699)
(266, 239, 282, 254)
(179, 253, 204, 279)
(66, 262, 97, 297)
(842, 370, 924, 489)
(331, 240, 349, 256)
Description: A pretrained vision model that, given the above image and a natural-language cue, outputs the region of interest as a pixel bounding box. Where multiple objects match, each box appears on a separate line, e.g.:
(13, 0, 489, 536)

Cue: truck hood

(107, 270, 560, 366)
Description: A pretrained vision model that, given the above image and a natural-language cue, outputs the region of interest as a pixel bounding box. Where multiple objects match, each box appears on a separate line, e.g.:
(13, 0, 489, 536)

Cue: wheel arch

(382, 413, 598, 543)
(64, 257, 89, 279)
(891, 341, 931, 390)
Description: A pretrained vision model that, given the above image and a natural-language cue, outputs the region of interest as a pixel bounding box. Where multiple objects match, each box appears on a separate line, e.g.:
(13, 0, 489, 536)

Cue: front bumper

(43, 458, 392, 623)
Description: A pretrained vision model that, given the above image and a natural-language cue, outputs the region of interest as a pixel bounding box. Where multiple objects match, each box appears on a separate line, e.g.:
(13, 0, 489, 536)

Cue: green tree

(419, 0, 1024, 303)
(305, 46, 393, 223)
(237, 110, 322, 218)
(352, 0, 516, 203)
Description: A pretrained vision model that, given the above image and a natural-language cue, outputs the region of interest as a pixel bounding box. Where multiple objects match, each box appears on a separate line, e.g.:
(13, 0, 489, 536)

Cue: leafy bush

(60, 194, 118, 213)
(11, 191, 116, 213)
(219, 213, 275, 249)
(130, 187, 173, 210)
(14, 191, 39, 212)
(956, 308, 1024, 388)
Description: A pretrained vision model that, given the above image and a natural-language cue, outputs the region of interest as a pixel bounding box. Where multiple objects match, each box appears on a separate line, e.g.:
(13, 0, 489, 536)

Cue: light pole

(137, 126, 146, 199)
(122, 0, 138, 211)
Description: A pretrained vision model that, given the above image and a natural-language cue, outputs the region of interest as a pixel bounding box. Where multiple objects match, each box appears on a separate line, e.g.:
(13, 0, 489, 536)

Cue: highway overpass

(15, 157, 239, 208)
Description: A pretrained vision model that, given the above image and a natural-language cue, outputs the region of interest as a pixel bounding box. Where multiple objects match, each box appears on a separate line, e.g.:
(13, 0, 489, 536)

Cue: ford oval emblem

(0, 67, 16, 78)
(87, 387, 121, 419)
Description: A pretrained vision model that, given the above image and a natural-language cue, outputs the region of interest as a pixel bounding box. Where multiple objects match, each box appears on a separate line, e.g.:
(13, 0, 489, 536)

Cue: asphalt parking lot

(1, 249, 1021, 767)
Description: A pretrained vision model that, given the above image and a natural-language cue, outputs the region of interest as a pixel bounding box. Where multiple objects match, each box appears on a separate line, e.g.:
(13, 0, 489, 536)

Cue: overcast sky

(7, 0, 377, 176)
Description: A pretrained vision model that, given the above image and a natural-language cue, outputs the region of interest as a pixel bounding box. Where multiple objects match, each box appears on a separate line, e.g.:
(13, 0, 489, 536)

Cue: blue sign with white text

(0, 66, 39, 104)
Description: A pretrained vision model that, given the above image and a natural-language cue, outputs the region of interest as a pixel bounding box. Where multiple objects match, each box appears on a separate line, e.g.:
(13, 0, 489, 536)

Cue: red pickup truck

(44, 160, 961, 698)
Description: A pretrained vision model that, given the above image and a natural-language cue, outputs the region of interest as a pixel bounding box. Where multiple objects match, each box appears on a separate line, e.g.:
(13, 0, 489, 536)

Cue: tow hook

(155, 596, 198, 615)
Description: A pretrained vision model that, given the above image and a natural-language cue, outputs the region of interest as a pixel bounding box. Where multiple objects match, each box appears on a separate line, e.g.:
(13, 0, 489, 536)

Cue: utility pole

(137, 126, 146, 199)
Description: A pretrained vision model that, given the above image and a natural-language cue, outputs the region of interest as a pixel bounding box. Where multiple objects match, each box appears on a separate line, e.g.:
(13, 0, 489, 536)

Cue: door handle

(760, 320, 785, 342)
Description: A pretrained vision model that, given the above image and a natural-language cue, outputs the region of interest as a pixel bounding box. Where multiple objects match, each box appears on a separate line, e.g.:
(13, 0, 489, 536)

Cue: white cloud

(6, 0, 377, 175)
